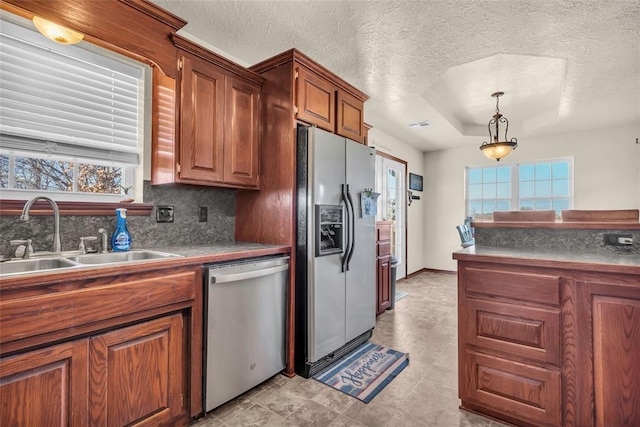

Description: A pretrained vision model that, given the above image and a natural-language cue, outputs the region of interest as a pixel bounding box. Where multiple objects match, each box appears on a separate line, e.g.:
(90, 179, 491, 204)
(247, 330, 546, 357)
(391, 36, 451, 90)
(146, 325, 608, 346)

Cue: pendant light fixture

(32, 16, 84, 45)
(479, 91, 518, 161)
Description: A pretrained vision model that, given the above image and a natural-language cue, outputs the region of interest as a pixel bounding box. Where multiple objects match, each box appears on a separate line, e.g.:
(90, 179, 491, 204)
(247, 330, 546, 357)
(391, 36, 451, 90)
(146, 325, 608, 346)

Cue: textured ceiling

(149, 0, 640, 152)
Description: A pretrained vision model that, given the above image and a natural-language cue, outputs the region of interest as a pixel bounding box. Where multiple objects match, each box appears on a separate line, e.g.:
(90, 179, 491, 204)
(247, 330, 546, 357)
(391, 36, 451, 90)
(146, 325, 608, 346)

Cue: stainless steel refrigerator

(295, 125, 376, 378)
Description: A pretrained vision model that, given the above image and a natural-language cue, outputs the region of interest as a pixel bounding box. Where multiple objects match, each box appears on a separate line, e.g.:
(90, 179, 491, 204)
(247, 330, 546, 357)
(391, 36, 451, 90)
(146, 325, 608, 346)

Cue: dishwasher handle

(209, 263, 289, 285)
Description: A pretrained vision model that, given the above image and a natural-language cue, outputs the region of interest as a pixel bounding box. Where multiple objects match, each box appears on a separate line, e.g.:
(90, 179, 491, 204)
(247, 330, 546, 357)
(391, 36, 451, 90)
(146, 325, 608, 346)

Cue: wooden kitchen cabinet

(0, 264, 202, 426)
(89, 314, 185, 426)
(336, 89, 365, 143)
(0, 340, 89, 426)
(292, 54, 367, 144)
(376, 221, 392, 315)
(458, 265, 562, 426)
(1, 314, 185, 427)
(295, 65, 336, 133)
(224, 76, 261, 187)
(456, 257, 640, 427)
(177, 52, 225, 184)
(573, 279, 640, 427)
(153, 35, 262, 189)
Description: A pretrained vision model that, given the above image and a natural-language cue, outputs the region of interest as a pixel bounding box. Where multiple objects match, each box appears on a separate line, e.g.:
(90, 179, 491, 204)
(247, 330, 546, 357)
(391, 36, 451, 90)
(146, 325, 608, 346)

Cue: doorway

(375, 153, 407, 279)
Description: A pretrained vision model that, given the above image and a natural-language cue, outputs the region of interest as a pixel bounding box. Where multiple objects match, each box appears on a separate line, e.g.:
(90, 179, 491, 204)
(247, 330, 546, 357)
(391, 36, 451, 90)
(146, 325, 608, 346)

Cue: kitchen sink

(0, 250, 181, 277)
(0, 257, 79, 276)
(66, 250, 180, 265)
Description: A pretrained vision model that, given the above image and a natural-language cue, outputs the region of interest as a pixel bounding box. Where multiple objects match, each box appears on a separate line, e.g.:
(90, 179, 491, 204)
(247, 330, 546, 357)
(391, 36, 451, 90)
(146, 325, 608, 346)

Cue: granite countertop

(453, 245, 640, 273)
(146, 241, 289, 259)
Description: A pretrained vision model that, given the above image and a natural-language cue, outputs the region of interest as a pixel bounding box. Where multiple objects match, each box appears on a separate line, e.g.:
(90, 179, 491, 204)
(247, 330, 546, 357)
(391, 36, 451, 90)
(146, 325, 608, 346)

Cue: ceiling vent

(409, 120, 430, 128)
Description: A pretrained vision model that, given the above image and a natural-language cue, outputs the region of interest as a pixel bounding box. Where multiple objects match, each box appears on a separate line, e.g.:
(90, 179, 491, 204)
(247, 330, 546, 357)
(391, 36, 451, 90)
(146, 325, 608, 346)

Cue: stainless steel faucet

(98, 228, 109, 253)
(20, 196, 61, 253)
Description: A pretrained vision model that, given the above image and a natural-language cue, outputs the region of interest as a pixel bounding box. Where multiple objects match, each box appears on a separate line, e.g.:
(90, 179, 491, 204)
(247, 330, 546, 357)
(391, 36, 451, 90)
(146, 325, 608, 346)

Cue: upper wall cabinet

(153, 35, 263, 189)
(257, 50, 367, 144)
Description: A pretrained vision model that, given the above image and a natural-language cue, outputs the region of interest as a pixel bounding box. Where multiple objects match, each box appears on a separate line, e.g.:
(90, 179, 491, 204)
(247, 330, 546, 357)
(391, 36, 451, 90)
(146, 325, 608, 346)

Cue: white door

(375, 155, 407, 279)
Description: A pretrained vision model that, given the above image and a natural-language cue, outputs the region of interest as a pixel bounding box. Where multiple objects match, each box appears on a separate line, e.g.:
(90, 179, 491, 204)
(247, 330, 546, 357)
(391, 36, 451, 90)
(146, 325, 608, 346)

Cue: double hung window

(0, 18, 145, 202)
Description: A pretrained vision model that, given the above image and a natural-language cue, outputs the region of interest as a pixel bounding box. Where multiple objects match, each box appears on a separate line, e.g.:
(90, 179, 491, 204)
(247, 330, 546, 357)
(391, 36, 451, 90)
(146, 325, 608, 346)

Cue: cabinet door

(224, 76, 260, 187)
(295, 66, 335, 132)
(179, 54, 225, 183)
(0, 340, 88, 427)
(576, 281, 640, 427)
(377, 255, 391, 314)
(89, 314, 184, 427)
(336, 90, 365, 144)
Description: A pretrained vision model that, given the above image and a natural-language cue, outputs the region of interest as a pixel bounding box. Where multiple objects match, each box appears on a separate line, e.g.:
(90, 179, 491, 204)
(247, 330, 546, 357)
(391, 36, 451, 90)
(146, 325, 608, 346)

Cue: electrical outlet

(604, 233, 632, 246)
(156, 205, 174, 223)
(199, 206, 208, 222)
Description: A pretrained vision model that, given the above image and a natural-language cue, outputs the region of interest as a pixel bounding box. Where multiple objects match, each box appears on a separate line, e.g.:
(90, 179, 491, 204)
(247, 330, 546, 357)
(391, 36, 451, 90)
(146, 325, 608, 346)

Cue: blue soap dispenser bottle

(111, 208, 131, 251)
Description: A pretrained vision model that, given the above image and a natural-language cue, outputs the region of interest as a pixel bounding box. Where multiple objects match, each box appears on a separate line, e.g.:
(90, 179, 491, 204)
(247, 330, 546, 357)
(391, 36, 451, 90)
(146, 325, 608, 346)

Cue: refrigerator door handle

(345, 185, 356, 269)
(340, 184, 351, 272)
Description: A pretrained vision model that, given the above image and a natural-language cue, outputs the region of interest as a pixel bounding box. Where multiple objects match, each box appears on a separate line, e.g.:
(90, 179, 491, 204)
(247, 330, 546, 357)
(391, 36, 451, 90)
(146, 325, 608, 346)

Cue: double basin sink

(0, 250, 181, 277)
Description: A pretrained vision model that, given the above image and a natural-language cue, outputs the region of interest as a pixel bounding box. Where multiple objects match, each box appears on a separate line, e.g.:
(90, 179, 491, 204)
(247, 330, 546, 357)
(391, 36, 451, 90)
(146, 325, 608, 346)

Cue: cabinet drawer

(464, 267, 561, 306)
(464, 299, 561, 365)
(461, 350, 561, 426)
(0, 268, 197, 344)
(377, 242, 391, 257)
(376, 225, 391, 242)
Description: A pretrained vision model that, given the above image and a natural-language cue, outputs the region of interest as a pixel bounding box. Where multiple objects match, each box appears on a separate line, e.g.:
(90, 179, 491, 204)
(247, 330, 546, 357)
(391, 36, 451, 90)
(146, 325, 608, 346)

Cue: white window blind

(0, 20, 141, 165)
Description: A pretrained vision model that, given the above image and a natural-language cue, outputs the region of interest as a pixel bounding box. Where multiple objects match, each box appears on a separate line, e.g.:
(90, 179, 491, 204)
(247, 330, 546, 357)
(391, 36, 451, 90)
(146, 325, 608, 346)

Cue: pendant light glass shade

(479, 92, 518, 162)
(32, 16, 84, 45)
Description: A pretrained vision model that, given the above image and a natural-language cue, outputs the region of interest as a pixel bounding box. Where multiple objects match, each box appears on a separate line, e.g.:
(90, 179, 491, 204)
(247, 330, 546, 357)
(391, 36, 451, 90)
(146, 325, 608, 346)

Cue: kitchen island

(0, 242, 289, 427)
(453, 246, 640, 427)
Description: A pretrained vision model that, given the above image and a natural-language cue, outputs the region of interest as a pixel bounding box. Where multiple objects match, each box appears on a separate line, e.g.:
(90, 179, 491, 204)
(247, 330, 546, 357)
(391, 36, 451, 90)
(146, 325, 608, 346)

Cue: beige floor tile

(326, 414, 366, 427)
(254, 386, 309, 418)
(311, 385, 358, 413)
(284, 400, 341, 427)
(341, 399, 399, 427)
(223, 404, 288, 427)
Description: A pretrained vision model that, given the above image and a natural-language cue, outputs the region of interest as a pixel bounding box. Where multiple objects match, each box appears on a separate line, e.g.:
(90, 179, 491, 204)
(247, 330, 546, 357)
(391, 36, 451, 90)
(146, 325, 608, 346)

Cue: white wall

(369, 127, 425, 275)
(424, 125, 640, 272)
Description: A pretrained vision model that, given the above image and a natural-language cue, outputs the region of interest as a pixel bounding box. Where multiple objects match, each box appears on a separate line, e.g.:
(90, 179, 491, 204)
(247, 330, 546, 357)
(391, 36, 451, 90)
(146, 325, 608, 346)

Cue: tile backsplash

(0, 181, 236, 257)
(475, 226, 640, 255)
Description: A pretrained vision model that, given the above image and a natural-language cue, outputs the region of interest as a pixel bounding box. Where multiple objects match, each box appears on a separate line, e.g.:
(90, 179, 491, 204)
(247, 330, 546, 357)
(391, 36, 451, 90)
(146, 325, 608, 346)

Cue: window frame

(0, 13, 148, 205)
(465, 157, 574, 220)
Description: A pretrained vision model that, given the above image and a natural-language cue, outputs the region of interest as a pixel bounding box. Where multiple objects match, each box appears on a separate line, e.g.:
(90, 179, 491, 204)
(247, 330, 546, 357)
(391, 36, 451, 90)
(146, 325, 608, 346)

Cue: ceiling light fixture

(32, 16, 84, 45)
(479, 91, 518, 161)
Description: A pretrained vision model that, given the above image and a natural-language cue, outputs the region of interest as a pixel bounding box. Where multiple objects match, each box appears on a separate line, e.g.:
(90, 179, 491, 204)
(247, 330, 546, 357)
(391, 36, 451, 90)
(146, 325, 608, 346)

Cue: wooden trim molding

(171, 34, 265, 85)
(118, 0, 187, 30)
(493, 210, 556, 222)
(0, 200, 154, 216)
(561, 209, 639, 222)
(405, 268, 456, 279)
(249, 49, 368, 102)
(473, 221, 640, 230)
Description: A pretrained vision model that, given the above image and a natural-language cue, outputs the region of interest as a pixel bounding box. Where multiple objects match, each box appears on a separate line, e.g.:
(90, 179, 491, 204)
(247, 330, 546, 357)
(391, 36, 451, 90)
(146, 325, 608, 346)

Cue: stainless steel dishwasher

(205, 255, 289, 411)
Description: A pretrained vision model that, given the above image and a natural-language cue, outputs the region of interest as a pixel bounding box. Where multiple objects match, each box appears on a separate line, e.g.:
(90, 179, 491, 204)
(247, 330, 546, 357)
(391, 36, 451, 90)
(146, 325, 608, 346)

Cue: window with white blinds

(0, 18, 144, 201)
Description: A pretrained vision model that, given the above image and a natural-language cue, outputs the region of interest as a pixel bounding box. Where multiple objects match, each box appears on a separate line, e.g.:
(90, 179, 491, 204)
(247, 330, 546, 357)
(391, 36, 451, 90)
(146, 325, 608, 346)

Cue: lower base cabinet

(0, 340, 89, 426)
(89, 314, 185, 426)
(0, 313, 185, 427)
(456, 259, 640, 427)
